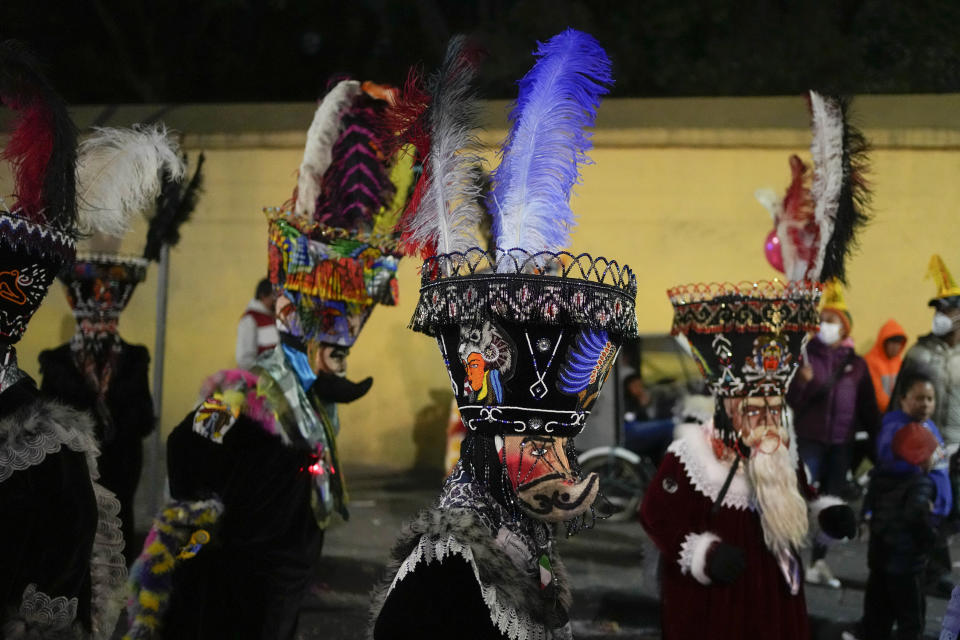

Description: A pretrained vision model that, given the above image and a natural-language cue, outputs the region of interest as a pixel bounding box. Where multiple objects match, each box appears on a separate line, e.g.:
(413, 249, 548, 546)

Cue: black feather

(143, 152, 203, 261)
(818, 96, 871, 284)
(0, 40, 77, 234)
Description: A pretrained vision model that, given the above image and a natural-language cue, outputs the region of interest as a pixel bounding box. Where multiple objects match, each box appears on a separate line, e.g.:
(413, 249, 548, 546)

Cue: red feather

(387, 66, 433, 257)
(1, 99, 53, 222)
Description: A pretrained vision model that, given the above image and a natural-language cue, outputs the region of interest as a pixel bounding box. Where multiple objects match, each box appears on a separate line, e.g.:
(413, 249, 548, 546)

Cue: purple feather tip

(490, 28, 613, 256)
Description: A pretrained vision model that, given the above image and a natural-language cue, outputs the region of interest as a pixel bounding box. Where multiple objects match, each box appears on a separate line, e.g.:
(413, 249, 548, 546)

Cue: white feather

(808, 91, 844, 280)
(294, 80, 362, 216)
(754, 187, 782, 221)
(76, 124, 185, 237)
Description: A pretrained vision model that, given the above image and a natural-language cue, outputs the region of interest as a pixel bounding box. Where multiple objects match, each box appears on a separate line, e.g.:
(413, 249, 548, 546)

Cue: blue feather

(490, 28, 612, 257)
(558, 329, 612, 394)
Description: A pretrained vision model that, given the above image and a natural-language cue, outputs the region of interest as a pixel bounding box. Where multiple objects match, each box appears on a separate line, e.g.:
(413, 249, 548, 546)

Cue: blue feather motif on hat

(558, 329, 615, 394)
(490, 28, 613, 256)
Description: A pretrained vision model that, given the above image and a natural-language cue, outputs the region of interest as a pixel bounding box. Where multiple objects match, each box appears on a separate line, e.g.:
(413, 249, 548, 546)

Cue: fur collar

(669, 418, 800, 511)
(369, 507, 571, 640)
(0, 396, 99, 484)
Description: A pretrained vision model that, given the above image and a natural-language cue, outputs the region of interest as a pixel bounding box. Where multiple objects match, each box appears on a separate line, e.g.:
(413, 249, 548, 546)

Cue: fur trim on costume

(0, 397, 127, 638)
(0, 397, 98, 484)
(808, 494, 847, 544)
(369, 507, 571, 640)
(90, 483, 126, 640)
(2, 584, 83, 639)
(124, 498, 224, 640)
(678, 531, 721, 586)
(668, 418, 802, 511)
(669, 422, 756, 511)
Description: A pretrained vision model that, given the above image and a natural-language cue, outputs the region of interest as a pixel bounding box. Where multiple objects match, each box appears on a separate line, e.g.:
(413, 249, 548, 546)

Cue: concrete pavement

(295, 465, 957, 639)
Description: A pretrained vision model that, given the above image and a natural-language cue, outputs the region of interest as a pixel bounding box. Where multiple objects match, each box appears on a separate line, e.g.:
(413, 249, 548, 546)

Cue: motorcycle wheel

(579, 454, 653, 522)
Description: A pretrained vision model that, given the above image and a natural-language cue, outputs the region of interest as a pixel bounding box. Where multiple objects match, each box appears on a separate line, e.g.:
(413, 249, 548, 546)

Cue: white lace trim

(669, 421, 756, 511)
(0, 404, 99, 484)
(389, 534, 561, 640)
(18, 583, 78, 630)
(90, 482, 127, 640)
(678, 531, 720, 586)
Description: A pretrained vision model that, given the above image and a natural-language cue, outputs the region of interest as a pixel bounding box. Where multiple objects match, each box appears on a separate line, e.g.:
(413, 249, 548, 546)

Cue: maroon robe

(641, 421, 815, 640)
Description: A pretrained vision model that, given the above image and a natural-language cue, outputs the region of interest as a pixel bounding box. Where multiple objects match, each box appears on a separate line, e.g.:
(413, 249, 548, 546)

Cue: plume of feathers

(75, 124, 185, 237)
(775, 154, 818, 281)
(384, 67, 432, 254)
(143, 152, 204, 261)
(489, 29, 612, 258)
(810, 92, 870, 283)
(294, 79, 361, 217)
(398, 35, 485, 259)
(315, 93, 396, 230)
(0, 40, 77, 231)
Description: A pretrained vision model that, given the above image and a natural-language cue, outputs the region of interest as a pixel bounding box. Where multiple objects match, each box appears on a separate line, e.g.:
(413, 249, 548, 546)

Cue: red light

(308, 462, 324, 475)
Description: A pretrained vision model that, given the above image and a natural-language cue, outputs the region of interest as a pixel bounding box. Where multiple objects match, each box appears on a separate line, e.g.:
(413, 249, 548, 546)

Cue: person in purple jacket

(787, 290, 881, 587)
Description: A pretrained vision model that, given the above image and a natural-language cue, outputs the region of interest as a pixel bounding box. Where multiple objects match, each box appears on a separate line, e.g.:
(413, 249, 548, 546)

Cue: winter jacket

(876, 411, 952, 517)
(787, 336, 881, 446)
(864, 319, 908, 413)
(866, 469, 938, 574)
(893, 334, 960, 446)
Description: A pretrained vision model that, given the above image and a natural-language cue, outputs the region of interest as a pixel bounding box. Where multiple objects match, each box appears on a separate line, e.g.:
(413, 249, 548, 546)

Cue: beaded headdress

(61, 125, 189, 327)
(671, 92, 870, 400)
(266, 80, 412, 348)
(398, 31, 638, 440)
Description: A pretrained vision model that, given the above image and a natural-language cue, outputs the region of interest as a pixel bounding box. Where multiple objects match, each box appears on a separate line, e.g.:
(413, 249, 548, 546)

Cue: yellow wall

(7, 96, 960, 472)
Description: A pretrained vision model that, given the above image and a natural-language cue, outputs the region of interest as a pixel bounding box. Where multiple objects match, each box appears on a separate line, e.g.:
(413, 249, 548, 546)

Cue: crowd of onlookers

(622, 258, 960, 639)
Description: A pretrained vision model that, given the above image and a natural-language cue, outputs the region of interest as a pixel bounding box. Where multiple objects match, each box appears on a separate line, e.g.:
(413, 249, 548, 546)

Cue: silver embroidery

(18, 583, 78, 630)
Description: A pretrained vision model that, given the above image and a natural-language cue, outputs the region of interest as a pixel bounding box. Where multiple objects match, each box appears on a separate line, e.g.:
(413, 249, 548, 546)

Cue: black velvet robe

(0, 377, 98, 637)
(161, 410, 323, 640)
(39, 341, 154, 560)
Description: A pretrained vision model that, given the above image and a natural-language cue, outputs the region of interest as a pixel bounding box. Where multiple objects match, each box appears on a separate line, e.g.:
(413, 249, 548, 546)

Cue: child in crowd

(877, 368, 955, 596)
(856, 423, 943, 639)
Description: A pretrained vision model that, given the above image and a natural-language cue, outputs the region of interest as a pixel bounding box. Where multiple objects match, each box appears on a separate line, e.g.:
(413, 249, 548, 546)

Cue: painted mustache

(517, 471, 599, 522)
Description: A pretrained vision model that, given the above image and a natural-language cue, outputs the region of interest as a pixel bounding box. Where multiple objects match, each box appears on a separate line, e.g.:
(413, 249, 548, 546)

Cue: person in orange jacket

(865, 319, 908, 413)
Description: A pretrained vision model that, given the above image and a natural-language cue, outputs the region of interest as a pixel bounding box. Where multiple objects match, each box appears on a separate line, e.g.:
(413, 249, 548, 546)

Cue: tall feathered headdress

(75, 124, 186, 240)
(266, 79, 415, 347)
(0, 41, 77, 344)
(61, 125, 186, 322)
(408, 29, 635, 434)
(490, 29, 612, 258)
(758, 91, 870, 284)
(0, 40, 77, 232)
(394, 35, 485, 259)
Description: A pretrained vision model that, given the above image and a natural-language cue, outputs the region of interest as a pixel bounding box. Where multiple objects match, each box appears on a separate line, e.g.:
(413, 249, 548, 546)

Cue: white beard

(745, 426, 809, 556)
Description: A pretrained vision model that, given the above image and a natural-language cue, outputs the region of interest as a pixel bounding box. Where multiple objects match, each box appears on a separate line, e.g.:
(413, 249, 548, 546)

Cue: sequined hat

(412, 249, 637, 436)
(397, 30, 637, 438)
(668, 280, 820, 397)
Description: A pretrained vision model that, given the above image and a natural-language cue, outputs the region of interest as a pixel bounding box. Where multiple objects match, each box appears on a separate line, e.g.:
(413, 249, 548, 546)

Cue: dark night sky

(3, 0, 960, 104)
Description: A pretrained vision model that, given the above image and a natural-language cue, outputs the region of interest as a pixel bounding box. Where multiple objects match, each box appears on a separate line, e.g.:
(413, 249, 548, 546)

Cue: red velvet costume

(642, 421, 829, 639)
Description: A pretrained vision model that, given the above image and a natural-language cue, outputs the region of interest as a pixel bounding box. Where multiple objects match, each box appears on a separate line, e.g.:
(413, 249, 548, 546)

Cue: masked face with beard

(723, 395, 808, 556)
(497, 433, 599, 523)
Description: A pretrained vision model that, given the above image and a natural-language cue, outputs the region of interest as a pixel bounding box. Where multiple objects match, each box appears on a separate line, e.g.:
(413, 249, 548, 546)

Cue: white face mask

(818, 321, 842, 346)
(932, 311, 955, 337)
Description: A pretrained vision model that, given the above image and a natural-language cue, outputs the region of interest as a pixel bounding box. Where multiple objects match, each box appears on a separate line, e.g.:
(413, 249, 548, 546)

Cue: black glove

(309, 373, 373, 404)
(706, 542, 745, 585)
(819, 504, 857, 540)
